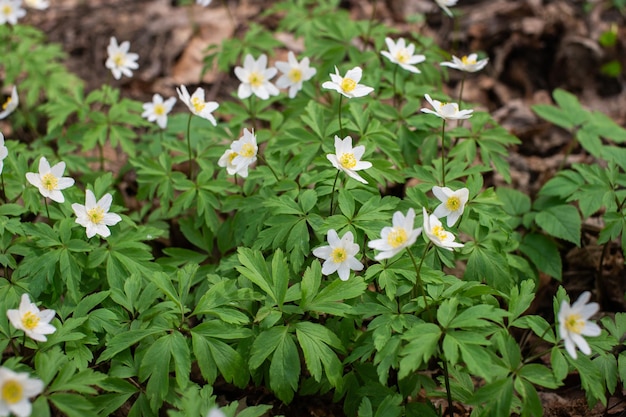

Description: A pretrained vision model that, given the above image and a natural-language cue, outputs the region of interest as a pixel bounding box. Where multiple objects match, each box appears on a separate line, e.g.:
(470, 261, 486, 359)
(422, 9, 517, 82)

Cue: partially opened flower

(322, 66, 374, 99)
(0, 86, 18, 120)
(142, 94, 176, 129)
(441, 53, 489, 73)
(380, 37, 426, 74)
(105, 37, 139, 80)
(432, 186, 469, 227)
(72, 190, 122, 238)
(24, 0, 49, 10)
(313, 229, 364, 281)
(196, 0, 212, 5)
(234, 54, 279, 100)
(275, 51, 317, 98)
(0, 0, 26, 25)
(25, 156, 74, 203)
(7, 294, 56, 342)
(435, 0, 457, 17)
(423, 207, 464, 251)
(176, 85, 219, 125)
(0, 133, 7, 175)
(0, 367, 44, 417)
(558, 291, 602, 359)
(218, 128, 257, 178)
(327, 135, 372, 184)
(421, 94, 473, 121)
(368, 208, 422, 261)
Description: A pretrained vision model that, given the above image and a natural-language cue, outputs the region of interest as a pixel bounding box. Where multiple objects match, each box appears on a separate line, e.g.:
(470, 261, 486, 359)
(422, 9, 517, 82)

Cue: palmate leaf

(236, 247, 289, 307)
(534, 204, 581, 246)
(191, 331, 248, 387)
(295, 321, 344, 388)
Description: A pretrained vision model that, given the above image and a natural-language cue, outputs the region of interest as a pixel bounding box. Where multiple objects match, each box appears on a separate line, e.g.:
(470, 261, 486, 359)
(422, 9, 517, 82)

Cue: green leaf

(295, 322, 344, 388)
(519, 233, 562, 280)
(534, 205, 581, 246)
(399, 323, 441, 379)
(98, 328, 167, 363)
(518, 363, 560, 389)
(269, 331, 300, 403)
(49, 393, 96, 417)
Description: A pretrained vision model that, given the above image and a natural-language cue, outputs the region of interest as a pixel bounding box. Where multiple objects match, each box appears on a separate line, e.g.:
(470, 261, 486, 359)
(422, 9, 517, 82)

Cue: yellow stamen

(432, 225, 448, 241)
(387, 228, 407, 248)
(565, 313, 584, 334)
(461, 55, 476, 65)
(331, 247, 347, 263)
(339, 153, 357, 169)
(446, 196, 461, 211)
(288, 68, 302, 83)
(113, 53, 125, 67)
(248, 72, 264, 88)
(191, 97, 205, 113)
(228, 152, 238, 163)
(340, 78, 357, 93)
(87, 207, 105, 225)
(41, 173, 58, 191)
(240, 143, 255, 158)
(153, 104, 165, 116)
(21, 311, 40, 330)
(1, 380, 23, 405)
(2, 97, 11, 110)
(2, 5, 12, 16)
(395, 50, 410, 64)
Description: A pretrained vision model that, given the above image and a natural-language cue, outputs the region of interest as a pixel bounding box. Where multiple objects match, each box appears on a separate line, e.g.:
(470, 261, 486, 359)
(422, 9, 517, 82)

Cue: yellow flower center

(446, 196, 461, 211)
(228, 152, 238, 163)
(240, 143, 255, 158)
(340, 78, 357, 93)
(191, 97, 205, 113)
(153, 104, 165, 116)
(564, 313, 584, 334)
(113, 53, 125, 67)
(2, 5, 12, 16)
(387, 228, 407, 248)
(432, 225, 448, 241)
(87, 206, 105, 224)
(1, 380, 23, 405)
(395, 49, 410, 64)
(41, 173, 58, 191)
(331, 247, 347, 263)
(2, 97, 11, 110)
(288, 68, 302, 83)
(461, 55, 476, 65)
(21, 311, 40, 330)
(248, 72, 264, 88)
(339, 153, 357, 169)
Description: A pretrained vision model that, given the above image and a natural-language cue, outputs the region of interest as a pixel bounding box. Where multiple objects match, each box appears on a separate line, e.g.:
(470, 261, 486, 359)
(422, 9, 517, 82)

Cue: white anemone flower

(420, 94, 473, 121)
(368, 208, 422, 261)
(313, 229, 364, 281)
(0, 86, 18, 120)
(0, 0, 26, 25)
(218, 128, 257, 178)
(176, 85, 219, 125)
(275, 51, 317, 98)
(441, 53, 489, 73)
(0, 367, 44, 417)
(196, 0, 212, 5)
(105, 37, 139, 80)
(234, 54, 279, 100)
(322, 66, 374, 99)
(7, 294, 56, 342)
(435, 0, 457, 17)
(380, 37, 426, 74)
(0, 133, 7, 175)
(25, 156, 75, 203)
(142, 94, 176, 129)
(432, 186, 469, 227)
(72, 190, 122, 238)
(24, 0, 49, 10)
(558, 291, 602, 359)
(423, 208, 464, 251)
(327, 135, 372, 184)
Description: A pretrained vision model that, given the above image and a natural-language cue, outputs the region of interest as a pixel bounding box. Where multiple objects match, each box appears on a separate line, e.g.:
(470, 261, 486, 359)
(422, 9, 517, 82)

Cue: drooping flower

(141, 94, 176, 129)
(322, 66, 374, 99)
(0, 0, 26, 25)
(0, 86, 18, 120)
(558, 291, 602, 359)
(7, 294, 56, 342)
(380, 37, 426, 74)
(234, 54, 279, 100)
(25, 156, 75, 203)
(23, 0, 49, 10)
(196, 0, 212, 5)
(422, 207, 464, 251)
(326, 135, 372, 184)
(0, 133, 7, 175)
(368, 208, 422, 261)
(432, 186, 469, 227)
(275, 51, 317, 98)
(313, 229, 364, 281)
(176, 85, 219, 125)
(435, 0, 458, 17)
(420, 94, 473, 121)
(440, 53, 489, 73)
(0, 367, 44, 417)
(71, 190, 122, 238)
(218, 128, 257, 178)
(105, 37, 139, 80)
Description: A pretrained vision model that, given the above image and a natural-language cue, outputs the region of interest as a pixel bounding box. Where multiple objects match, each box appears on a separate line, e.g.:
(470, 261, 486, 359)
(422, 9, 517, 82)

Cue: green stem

(257, 154, 280, 182)
(329, 170, 340, 216)
(440, 119, 447, 187)
(248, 96, 257, 131)
(338, 95, 344, 137)
(363, 0, 378, 50)
(392, 65, 399, 108)
(221, 0, 236, 28)
(0, 172, 5, 203)
(98, 139, 105, 172)
(186, 113, 194, 179)
(43, 197, 50, 220)
(442, 356, 454, 417)
(406, 242, 431, 313)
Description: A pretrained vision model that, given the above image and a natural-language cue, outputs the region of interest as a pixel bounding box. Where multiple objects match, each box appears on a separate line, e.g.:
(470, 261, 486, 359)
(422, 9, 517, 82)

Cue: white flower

(368, 208, 422, 261)
(313, 229, 364, 281)
(7, 294, 56, 342)
(196, 0, 212, 5)
(0, 86, 18, 120)
(432, 186, 469, 227)
(423, 207, 464, 251)
(142, 94, 176, 129)
(218, 128, 257, 178)
(435, 0, 457, 17)
(105, 37, 139, 80)
(420, 94, 473, 121)
(275, 51, 317, 98)
(440, 53, 489, 73)
(25, 156, 74, 203)
(234, 54, 279, 100)
(558, 291, 602, 359)
(23, 0, 49, 10)
(326, 135, 372, 184)
(72, 190, 122, 238)
(0, 0, 26, 25)
(322, 66, 374, 99)
(0, 133, 7, 175)
(0, 367, 44, 417)
(380, 37, 426, 74)
(176, 85, 219, 125)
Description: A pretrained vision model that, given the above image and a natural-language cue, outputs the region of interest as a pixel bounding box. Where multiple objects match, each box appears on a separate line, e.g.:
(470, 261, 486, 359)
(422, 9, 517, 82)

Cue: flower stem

(338, 95, 344, 137)
(392, 65, 399, 108)
(442, 355, 454, 417)
(0, 173, 5, 203)
(98, 138, 105, 172)
(363, 0, 378, 50)
(186, 113, 194, 179)
(258, 154, 280, 182)
(43, 197, 50, 220)
(329, 170, 340, 216)
(221, 0, 237, 29)
(440, 119, 447, 187)
(248, 96, 257, 131)
(406, 243, 431, 313)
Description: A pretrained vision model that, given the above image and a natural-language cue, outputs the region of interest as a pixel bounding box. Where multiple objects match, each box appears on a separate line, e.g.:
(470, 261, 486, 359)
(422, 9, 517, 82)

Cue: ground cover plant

(1, 0, 626, 416)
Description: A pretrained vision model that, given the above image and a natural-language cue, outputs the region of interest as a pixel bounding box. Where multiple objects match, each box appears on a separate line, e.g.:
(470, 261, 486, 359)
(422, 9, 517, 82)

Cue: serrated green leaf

(519, 233, 562, 280)
(534, 205, 581, 246)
